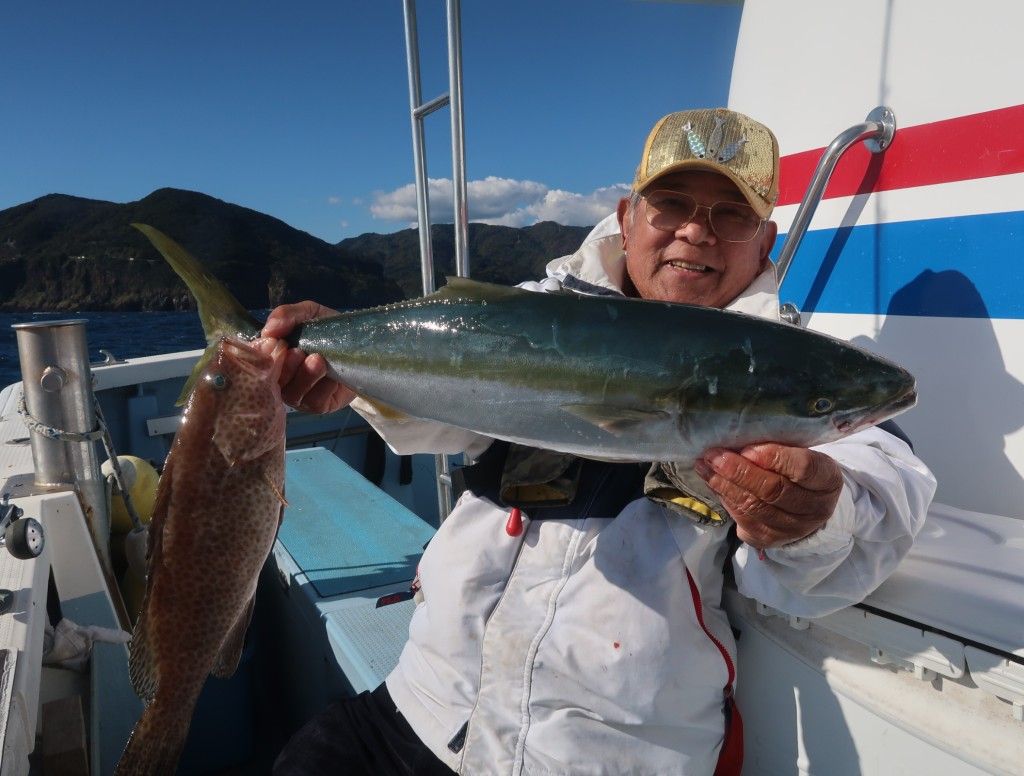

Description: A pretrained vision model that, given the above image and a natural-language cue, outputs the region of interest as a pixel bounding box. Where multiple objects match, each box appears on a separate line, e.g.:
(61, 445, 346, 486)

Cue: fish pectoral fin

(212, 595, 256, 679)
(561, 404, 670, 435)
(264, 471, 287, 507)
(356, 395, 412, 422)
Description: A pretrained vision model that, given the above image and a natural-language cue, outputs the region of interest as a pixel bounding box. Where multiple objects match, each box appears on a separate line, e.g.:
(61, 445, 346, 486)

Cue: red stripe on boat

(777, 104, 1024, 206)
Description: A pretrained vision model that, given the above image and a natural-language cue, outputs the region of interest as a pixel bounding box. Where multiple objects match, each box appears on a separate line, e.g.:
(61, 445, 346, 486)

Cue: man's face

(617, 170, 778, 308)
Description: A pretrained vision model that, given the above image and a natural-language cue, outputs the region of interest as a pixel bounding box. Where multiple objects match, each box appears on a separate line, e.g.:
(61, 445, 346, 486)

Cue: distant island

(0, 188, 593, 312)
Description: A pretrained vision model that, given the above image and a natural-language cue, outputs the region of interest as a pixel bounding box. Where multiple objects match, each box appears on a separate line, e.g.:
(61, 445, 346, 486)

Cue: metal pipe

(403, 0, 466, 521)
(447, 0, 470, 279)
(402, 0, 436, 297)
(13, 319, 110, 567)
(413, 93, 450, 119)
(775, 106, 896, 284)
(434, 454, 452, 520)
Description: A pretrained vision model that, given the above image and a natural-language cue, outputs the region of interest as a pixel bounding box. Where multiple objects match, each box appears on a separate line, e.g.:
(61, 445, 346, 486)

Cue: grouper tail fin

(132, 223, 262, 405)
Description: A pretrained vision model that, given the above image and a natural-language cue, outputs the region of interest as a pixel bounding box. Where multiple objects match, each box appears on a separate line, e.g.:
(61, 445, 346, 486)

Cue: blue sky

(1, 1, 741, 242)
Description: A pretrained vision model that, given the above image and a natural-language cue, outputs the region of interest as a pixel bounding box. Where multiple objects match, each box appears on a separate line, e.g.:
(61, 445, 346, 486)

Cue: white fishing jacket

(357, 215, 937, 775)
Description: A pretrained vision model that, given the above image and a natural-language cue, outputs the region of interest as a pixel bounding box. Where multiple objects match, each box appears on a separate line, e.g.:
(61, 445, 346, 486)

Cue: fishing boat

(0, 1, 1021, 773)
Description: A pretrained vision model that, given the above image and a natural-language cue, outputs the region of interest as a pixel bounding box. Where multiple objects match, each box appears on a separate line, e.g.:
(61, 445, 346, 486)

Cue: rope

(16, 391, 103, 442)
(18, 389, 146, 533)
(94, 402, 146, 533)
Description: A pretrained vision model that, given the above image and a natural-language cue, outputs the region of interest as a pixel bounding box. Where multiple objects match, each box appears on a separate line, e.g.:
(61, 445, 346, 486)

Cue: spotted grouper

(114, 337, 286, 775)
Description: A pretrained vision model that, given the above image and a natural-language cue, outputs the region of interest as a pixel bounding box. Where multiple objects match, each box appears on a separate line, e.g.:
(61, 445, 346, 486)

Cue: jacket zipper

(452, 513, 532, 758)
(685, 568, 735, 689)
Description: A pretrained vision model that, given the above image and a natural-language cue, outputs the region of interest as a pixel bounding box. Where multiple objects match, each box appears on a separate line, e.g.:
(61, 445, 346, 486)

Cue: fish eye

(206, 372, 229, 391)
(810, 397, 834, 414)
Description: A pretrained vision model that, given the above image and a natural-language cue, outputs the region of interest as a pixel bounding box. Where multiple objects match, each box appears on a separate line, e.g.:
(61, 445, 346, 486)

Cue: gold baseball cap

(632, 108, 780, 218)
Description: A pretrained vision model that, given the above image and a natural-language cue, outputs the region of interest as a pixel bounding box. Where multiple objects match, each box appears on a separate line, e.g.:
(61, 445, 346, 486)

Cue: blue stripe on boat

(776, 210, 1024, 319)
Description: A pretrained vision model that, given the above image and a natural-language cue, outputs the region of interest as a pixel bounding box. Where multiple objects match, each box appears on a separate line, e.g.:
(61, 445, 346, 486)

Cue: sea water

(0, 311, 220, 389)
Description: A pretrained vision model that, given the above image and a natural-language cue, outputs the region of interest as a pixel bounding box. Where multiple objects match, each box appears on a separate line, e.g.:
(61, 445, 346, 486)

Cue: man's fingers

(696, 446, 842, 547)
(699, 449, 808, 514)
(280, 353, 329, 409)
(261, 301, 337, 339)
(708, 468, 824, 547)
(300, 377, 356, 415)
(737, 443, 843, 492)
(262, 302, 315, 339)
(277, 347, 309, 389)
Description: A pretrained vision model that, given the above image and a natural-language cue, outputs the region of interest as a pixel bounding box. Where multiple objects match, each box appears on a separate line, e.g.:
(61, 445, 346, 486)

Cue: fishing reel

(0, 496, 45, 560)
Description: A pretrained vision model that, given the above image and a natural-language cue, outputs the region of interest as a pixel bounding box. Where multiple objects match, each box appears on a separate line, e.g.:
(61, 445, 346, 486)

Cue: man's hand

(260, 301, 357, 414)
(694, 444, 843, 549)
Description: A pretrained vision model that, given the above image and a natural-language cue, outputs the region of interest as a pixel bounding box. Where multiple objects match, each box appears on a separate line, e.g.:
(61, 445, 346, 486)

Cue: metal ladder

(401, 0, 469, 520)
(775, 106, 896, 324)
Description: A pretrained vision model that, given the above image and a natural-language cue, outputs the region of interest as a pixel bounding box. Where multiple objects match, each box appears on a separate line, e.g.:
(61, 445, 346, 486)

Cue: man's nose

(674, 206, 717, 244)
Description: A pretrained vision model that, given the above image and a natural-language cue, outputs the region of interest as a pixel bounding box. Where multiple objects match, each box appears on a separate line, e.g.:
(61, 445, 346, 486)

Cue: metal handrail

(401, 0, 470, 520)
(776, 106, 896, 285)
(447, 0, 469, 279)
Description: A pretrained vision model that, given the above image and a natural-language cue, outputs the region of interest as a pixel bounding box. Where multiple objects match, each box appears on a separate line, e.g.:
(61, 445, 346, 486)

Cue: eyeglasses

(641, 189, 764, 243)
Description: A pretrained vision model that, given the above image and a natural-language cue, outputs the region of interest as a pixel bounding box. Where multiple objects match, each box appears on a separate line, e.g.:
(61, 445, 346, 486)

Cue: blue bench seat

(269, 447, 436, 711)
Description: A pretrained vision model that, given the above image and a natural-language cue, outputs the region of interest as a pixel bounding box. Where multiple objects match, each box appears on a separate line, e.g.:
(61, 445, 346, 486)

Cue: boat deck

(262, 447, 436, 734)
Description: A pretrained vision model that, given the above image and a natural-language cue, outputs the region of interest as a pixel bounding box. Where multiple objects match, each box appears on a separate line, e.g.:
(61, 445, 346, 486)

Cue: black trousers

(273, 684, 454, 775)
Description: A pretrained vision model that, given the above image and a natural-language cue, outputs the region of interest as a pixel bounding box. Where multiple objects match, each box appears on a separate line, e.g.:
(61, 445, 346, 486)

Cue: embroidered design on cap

(683, 116, 747, 164)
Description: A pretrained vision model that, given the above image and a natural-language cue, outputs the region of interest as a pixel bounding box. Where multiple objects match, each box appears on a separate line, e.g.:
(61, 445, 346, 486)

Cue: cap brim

(637, 159, 773, 219)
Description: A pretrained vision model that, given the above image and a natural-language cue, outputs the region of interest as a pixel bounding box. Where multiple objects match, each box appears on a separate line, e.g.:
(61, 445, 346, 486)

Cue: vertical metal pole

(447, 0, 469, 279)
(403, 0, 453, 521)
(14, 319, 111, 570)
(402, 0, 437, 297)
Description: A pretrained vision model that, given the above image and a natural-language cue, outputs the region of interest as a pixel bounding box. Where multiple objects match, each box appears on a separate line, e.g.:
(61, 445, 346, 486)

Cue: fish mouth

(833, 382, 918, 435)
(220, 337, 273, 376)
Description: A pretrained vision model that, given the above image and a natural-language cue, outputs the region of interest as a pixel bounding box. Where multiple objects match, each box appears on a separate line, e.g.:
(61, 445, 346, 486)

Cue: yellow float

(101, 455, 159, 534)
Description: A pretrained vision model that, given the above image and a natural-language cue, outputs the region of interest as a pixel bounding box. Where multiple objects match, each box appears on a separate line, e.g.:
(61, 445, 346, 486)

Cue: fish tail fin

(114, 696, 193, 776)
(132, 223, 263, 405)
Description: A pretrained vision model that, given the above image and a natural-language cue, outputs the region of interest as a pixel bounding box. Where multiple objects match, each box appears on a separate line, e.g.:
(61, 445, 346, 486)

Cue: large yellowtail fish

(134, 223, 917, 468)
(115, 258, 286, 771)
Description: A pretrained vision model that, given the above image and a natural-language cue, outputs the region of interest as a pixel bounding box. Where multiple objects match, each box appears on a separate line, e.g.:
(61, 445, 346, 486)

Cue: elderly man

(267, 109, 936, 775)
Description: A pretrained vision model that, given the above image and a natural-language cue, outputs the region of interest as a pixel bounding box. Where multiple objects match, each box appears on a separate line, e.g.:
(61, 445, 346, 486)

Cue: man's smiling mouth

(666, 260, 713, 273)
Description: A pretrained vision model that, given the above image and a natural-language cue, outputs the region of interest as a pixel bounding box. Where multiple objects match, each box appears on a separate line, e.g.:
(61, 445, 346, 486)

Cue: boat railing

(776, 106, 896, 316)
(402, 0, 469, 520)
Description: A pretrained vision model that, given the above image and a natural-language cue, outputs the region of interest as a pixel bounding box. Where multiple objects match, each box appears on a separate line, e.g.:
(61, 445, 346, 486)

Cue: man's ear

(616, 198, 631, 250)
(760, 220, 779, 271)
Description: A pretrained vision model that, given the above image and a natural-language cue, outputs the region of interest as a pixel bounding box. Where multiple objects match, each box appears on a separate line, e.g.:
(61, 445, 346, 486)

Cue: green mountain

(0, 189, 594, 312)
(337, 220, 592, 299)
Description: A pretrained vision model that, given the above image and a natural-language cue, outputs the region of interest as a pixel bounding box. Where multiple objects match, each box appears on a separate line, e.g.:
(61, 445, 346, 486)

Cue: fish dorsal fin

(128, 600, 158, 704)
(432, 276, 531, 304)
(561, 404, 671, 435)
(132, 224, 261, 345)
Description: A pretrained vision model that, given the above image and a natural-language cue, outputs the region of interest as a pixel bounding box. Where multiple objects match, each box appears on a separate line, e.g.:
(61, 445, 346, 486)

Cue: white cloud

(327, 196, 341, 205)
(479, 184, 631, 228)
(369, 177, 628, 227)
(368, 182, 421, 221)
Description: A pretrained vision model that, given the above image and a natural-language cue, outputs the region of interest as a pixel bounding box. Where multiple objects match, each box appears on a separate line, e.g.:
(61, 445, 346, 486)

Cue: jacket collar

(544, 213, 781, 322)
